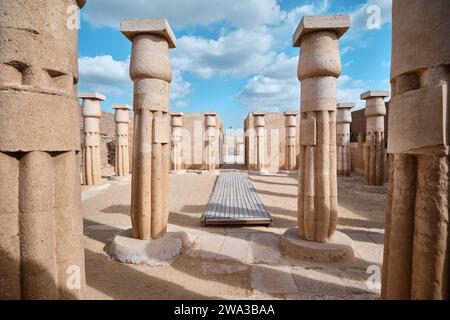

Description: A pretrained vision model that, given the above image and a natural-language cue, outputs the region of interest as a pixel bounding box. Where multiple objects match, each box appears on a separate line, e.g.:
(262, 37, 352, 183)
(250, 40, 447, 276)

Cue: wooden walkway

(202, 172, 273, 226)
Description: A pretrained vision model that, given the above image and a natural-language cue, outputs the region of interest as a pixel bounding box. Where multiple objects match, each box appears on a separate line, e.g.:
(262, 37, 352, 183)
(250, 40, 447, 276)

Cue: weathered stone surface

(122, 18, 176, 240)
(296, 15, 349, 242)
(293, 15, 350, 47)
(280, 228, 355, 262)
(360, 90, 389, 100)
(388, 84, 448, 154)
(361, 91, 389, 186)
(247, 233, 284, 265)
(382, 0, 450, 300)
(113, 105, 131, 178)
(0, 0, 87, 300)
(106, 229, 182, 266)
(121, 18, 176, 48)
(251, 265, 298, 294)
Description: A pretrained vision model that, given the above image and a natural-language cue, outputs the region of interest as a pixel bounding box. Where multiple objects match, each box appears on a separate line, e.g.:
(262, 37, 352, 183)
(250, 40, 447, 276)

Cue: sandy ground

(83, 169, 386, 300)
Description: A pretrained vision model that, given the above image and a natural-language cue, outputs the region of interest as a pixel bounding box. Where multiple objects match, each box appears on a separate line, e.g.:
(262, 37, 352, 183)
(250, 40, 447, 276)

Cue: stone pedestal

(79, 92, 105, 186)
(203, 113, 219, 173)
(284, 112, 297, 171)
(336, 103, 353, 176)
(0, 0, 87, 299)
(254, 113, 267, 174)
(361, 90, 389, 186)
(113, 104, 131, 179)
(106, 229, 184, 266)
(281, 228, 354, 263)
(171, 112, 185, 174)
(382, 0, 449, 300)
(122, 18, 176, 240)
(295, 15, 351, 242)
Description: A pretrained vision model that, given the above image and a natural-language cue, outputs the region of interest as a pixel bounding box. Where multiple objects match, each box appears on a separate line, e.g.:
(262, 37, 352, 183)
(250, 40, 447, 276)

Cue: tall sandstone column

(79, 92, 105, 185)
(284, 112, 297, 171)
(254, 113, 266, 173)
(122, 19, 175, 240)
(336, 103, 353, 177)
(171, 112, 184, 174)
(361, 90, 389, 186)
(295, 15, 350, 242)
(113, 104, 131, 178)
(382, 0, 449, 300)
(0, 0, 86, 299)
(203, 113, 218, 172)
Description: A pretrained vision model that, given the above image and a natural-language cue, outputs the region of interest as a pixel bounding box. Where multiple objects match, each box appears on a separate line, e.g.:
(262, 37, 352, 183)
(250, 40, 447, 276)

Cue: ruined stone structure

(168, 112, 224, 171)
(336, 103, 353, 176)
(361, 91, 389, 186)
(203, 113, 219, 173)
(0, 0, 86, 299)
(382, 0, 450, 300)
(254, 113, 267, 173)
(295, 15, 350, 242)
(244, 112, 300, 172)
(122, 18, 175, 240)
(285, 113, 298, 171)
(113, 104, 131, 178)
(170, 112, 185, 174)
(80, 92, 105, 185)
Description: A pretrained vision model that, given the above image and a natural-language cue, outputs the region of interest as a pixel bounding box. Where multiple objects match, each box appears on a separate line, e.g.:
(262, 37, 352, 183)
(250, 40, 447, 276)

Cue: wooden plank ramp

(202, 172, 273, 226)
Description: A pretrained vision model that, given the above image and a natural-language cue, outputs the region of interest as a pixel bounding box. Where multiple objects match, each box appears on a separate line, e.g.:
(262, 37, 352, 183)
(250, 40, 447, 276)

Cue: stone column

(203, 113, 218, 173)
(254, 113, 267, 174)
(361, 91, 389, 186)
(284, 113, 298, 171)
(113, 104, 131, 179)
(171, 112, 185, 174)
(336, 103, 353, 176)
(79, 92, 105, 186)
(122, 19, 175, 240)
(357, 133, 365, 170)
(0, 0, 86, 299)
(295, 15, 350, 242)
(382, 0, 449, 300)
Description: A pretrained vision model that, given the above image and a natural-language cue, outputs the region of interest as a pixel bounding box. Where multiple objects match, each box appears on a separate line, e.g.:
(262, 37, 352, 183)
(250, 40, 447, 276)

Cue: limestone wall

(244, 112, 300, 172)
(175, 113, 224, 170)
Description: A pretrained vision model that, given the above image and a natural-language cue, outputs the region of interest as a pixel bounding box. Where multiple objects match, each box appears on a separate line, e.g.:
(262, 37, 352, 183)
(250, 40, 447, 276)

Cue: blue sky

(78, 0, 392, 129)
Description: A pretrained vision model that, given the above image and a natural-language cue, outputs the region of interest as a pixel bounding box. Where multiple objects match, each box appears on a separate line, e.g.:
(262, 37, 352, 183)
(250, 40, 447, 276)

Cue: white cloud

(79, 55, 130, 84)
(175, 101, 189, 108)
(235, 53, 299, 112)
(78, 55, 191, 101)
(172, 27, 275, 79)
(171, 70, 192, 100)
(82, 0, 281, 30)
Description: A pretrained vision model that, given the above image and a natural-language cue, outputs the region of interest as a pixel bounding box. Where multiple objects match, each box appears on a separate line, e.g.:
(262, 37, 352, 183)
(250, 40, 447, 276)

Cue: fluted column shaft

(113, 105, 131, 177)
(171, 113, 184, 172)
(295, 16, 350, 242)
(254, 114, 266, 172)
(122, 19, 176, 240)
(204, 114, 217, 171)
(0, 0, 87, 299)
(336, 103, 353, 176)
(361, 91, 388, 186)
(80, 94, 104, 186)
(382, 0, 449, 300)
(285, 113, 297, 171)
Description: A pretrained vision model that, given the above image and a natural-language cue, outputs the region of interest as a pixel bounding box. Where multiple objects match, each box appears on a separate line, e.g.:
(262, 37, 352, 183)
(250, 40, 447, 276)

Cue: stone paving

(83, 172, 385, 300)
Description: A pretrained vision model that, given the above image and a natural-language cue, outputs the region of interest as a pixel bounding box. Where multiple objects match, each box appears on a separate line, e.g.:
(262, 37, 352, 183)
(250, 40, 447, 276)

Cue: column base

(280, 227, 355, 263)
(106, 229, 183, 267)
